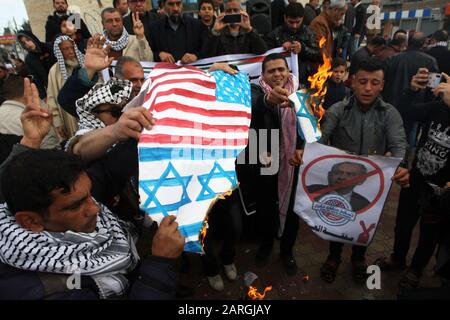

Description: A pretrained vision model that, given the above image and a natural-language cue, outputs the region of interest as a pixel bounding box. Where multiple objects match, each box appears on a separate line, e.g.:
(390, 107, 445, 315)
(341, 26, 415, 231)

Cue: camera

(223, 14, 242, 24)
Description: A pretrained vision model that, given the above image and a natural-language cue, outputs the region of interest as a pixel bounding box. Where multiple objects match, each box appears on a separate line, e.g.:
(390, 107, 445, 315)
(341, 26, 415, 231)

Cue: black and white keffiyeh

(53, 35, 85, 81)
(104, 28, 129, 51)
(74, 78, 132, 136)
(0, 202, 139, 299)
(428, 41, 448, 49)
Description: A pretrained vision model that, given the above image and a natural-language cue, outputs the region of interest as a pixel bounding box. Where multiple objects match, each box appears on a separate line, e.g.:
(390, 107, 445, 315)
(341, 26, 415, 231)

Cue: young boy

(323, 57, 350, 110)
(198, 0, 215, 30)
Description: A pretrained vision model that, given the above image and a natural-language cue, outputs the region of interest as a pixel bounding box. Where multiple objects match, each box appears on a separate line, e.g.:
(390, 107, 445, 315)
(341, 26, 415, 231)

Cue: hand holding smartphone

(222, 13, 242, 24)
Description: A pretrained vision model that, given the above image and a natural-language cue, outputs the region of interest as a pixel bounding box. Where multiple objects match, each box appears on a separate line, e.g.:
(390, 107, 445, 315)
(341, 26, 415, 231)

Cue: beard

(65, 59, 80, 69)
(169, 14, 180, 24)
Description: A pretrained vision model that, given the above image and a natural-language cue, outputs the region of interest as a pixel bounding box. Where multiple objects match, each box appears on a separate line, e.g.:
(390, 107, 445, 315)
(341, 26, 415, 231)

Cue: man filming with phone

(202, 0, 267, 57)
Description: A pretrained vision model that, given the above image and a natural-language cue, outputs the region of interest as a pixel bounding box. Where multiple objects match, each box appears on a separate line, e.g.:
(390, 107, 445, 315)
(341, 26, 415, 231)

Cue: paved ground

(178, 185, 444, 300)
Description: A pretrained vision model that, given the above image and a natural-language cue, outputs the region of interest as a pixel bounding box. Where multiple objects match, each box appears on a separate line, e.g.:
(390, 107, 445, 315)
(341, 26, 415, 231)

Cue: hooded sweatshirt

(17, 30, 56, 99)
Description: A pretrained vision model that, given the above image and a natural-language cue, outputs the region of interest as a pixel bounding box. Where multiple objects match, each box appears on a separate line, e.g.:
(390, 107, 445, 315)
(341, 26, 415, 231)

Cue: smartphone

(427, 72, 442, 89)
(223, 13, 242, 24)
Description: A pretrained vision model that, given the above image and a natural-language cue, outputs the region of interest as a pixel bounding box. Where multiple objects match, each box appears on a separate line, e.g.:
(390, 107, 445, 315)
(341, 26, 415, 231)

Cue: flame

(307, 37, 333, 125)
(217, 188, 234, 200)
(247, 286, 273, 300)
(200, 218, 208, 250)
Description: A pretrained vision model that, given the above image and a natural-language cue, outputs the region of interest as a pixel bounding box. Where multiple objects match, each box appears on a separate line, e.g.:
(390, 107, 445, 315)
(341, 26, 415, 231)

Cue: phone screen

(427, 73, 442, 89)
(223, 14, 242, 24)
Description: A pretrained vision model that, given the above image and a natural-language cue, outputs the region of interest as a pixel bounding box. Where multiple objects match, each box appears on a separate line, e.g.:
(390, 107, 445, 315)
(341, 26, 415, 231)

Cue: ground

(178, 184, 444, 300)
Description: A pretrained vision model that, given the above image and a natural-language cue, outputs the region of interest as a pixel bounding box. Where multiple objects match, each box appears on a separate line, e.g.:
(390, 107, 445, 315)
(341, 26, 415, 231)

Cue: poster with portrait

(294, 142, 402, 246)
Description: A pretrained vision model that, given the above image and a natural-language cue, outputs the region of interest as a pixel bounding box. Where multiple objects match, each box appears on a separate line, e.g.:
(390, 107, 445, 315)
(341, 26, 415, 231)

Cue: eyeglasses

(93, 107, 123, 118)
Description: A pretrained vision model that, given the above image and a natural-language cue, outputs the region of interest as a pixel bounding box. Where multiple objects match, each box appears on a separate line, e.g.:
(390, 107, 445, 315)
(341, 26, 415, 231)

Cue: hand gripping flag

(138, 64, 251, 253)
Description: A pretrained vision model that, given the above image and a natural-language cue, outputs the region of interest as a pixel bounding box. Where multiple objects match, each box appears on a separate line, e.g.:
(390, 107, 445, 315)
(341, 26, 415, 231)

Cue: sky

(0, 0, 29, 33)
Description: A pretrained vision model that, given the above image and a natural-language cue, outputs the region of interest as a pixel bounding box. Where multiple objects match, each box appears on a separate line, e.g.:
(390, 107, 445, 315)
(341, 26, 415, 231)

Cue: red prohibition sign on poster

(301, 154, 385, 215)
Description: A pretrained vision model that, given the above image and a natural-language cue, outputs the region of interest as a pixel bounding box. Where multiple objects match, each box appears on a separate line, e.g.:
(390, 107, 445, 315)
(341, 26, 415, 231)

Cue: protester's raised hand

(132, 12, 145, 40)
(181, 53, 198, 65)
(20, 78, 52, 148)
(152, 216, 185, 259)
(111, 107, 155, 141)
(84, 34, 114, 78)
(410, 68, 429, 91)
(240, 11, 252, 33)
(213, 13, 227, 33)
(159, 51, 175, 63)
(392, 167, 410, 188)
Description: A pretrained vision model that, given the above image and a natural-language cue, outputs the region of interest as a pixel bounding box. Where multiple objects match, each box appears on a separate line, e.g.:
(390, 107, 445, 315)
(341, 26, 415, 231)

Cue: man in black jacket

(304, 0, 320, 26)
(123, 0, 162, 44)
(376, 69, 450, 290)
(0, 79, 184, 300)
(348, 0, 366, 59)
(426, 29, 450, 76)
(265, 3, 321, 85)
(17, 30, 56, 100)
(203, 0, 267, 58)
(384, 33, 439, 155)
(148, 0, 204, 63)
(45, 0, 91, 43)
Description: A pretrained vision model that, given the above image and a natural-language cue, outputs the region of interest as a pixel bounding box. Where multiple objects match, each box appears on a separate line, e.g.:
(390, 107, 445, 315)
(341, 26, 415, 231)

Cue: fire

(307, 37, 333, 124)
(199, 188, 235, 250)
(217, 189, 234, 200)
(200, 218, 209, 250)
(247, 286, 273, 300)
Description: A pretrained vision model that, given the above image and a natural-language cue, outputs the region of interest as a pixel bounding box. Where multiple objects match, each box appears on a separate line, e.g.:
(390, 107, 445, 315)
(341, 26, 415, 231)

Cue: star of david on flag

(289, 90, 322, 143)
(138, 63, 251, 253)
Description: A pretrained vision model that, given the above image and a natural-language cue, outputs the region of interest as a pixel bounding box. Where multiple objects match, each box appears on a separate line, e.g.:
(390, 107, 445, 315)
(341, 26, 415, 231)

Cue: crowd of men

(0, 0, 449, 299)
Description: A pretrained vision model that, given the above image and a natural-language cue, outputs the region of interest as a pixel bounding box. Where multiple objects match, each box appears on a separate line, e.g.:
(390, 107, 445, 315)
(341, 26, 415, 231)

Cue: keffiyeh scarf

(258, 74, 299, 232)
(53, 35, 85, 81)
(0, 202, 139, 299)
(74, 78, 132, 137)
(104, 28, 130, 51)
(428, 41, 448, 49)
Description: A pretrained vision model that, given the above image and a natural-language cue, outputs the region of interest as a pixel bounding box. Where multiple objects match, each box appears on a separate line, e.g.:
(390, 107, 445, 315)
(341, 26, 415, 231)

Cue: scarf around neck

(0, 202, 139, 299)
(258, 73, 299, 232)
(104, 28, 130, 51)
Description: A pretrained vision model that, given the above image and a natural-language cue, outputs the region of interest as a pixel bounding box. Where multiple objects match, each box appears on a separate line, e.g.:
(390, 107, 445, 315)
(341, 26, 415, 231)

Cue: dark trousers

(393, 178, 445, 274)
(201, 192, 243, 276)
(328, 242, 367, 263)
(257, 165, 300, 256)
(280, 166, 300, 256)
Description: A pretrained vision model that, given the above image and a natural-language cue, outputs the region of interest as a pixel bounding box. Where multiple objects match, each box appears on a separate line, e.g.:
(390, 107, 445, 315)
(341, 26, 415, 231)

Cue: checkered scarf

(104, 28, 129, 52)
(0, 202, 140, 299)
(53, 35, 85, 81)
(74, 78, 132, 137)
(428, 41, 448, 49)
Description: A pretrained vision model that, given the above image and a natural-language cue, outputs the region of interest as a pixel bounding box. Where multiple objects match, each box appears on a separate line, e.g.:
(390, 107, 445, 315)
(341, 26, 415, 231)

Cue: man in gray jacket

(317, 57, 409, 284)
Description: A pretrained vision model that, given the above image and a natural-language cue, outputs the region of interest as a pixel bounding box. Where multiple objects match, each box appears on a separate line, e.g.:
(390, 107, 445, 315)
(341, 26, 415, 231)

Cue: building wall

(23, 0, 152, 42)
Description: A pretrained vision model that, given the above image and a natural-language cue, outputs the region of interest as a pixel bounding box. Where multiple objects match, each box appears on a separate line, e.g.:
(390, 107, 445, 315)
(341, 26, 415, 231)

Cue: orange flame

(307, 37, 333, 124)
(200, 218, 208, 250)
(247, 286, 273, 300)
(200, 187, 236, 250)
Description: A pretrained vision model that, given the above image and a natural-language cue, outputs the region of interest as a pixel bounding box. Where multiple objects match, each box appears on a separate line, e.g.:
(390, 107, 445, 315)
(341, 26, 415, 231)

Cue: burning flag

(138, 64, 251, 254)
(289, 37, 332, 143)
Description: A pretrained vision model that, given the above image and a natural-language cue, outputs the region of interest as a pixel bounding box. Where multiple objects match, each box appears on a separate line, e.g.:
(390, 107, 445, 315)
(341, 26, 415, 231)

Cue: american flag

(138, 64, 251, 253)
